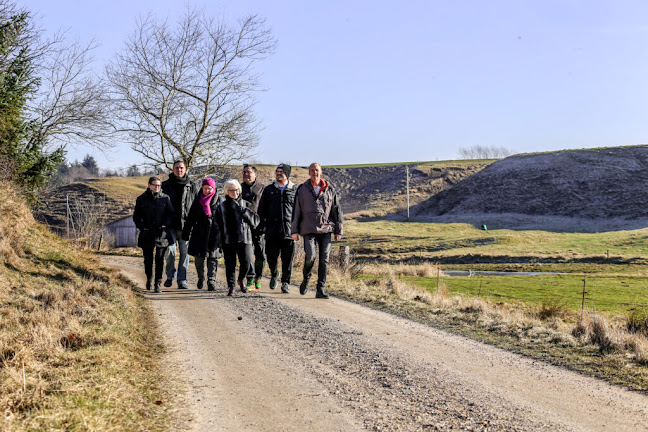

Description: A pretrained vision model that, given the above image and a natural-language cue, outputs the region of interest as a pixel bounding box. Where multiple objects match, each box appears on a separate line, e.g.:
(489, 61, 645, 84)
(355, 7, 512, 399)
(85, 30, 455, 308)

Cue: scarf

(199, 190, 215, 217)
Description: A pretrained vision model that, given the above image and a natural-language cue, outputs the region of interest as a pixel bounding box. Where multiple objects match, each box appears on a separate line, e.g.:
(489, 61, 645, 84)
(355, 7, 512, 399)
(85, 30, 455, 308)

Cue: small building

(104, 214, 138, 247)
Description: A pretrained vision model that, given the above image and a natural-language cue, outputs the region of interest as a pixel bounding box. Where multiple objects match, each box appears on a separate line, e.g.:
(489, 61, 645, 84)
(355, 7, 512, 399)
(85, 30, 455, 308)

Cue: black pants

(222, 242, 253, 288)
(302, 233, 332, 289)
(142, 246, 168, 280)
(266, 237, 295, 284)
(252, 235, 266, 280)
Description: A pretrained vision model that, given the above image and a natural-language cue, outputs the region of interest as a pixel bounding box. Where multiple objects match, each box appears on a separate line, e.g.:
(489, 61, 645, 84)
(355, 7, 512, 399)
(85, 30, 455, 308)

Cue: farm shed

(104, 214, 138, 247)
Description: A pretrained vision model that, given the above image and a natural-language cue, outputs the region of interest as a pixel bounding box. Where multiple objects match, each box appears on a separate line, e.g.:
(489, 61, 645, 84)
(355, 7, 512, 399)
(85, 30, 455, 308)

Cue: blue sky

(25, 0, 648, 170)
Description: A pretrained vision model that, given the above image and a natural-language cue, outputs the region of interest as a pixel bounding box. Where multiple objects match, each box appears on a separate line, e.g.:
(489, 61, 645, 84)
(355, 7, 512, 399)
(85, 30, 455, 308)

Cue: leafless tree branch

(105, 7, 275, 170)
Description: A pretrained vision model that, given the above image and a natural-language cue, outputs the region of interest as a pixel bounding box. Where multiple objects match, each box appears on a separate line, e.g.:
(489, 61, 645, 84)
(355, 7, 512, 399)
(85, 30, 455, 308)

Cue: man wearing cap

(241, 164, 266, 290)
(257, 164, 297, 293)
(291, 162, 343, 299)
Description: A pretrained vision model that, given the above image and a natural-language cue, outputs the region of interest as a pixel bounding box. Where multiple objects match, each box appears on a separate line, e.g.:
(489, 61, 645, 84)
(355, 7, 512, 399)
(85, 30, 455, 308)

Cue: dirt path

(102, 255, 648, 431)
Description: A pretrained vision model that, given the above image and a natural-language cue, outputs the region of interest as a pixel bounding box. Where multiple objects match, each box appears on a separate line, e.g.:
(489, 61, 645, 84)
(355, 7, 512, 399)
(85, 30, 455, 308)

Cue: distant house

(104, 215, 137, 247)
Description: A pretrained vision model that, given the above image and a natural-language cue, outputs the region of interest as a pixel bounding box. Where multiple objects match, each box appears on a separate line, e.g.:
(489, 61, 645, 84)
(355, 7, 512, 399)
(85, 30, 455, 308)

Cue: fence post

(580, 278, 588, 321)
(97, 234, 103, 251)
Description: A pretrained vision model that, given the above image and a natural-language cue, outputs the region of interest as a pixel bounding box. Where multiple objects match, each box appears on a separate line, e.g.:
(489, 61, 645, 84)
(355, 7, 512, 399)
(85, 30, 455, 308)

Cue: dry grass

(325, 258, 648, 390)
(0, 182, 178, 431)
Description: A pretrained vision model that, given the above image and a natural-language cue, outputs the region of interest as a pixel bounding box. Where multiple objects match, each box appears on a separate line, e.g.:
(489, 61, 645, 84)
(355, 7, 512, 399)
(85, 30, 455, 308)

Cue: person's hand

(291, 233, 299, 241)
(334, 234, 342, 241)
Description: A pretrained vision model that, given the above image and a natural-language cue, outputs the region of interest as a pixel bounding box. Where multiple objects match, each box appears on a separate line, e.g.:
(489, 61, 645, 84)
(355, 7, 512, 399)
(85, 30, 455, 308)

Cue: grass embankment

(0, 183, 176, 430)
(329, 219, 648, 391)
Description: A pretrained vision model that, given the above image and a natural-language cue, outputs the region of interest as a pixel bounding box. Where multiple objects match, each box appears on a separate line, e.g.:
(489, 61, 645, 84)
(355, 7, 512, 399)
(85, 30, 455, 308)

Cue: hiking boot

(299, 279, 309, 295)
(269, 275, 278, 290)
(197, 279, 204, 290)
(315, 287, 329, 299)
(154, 279, 162, 293)
(281, 282, 290, 293)
(254, 279, 261, 290)
(164, 279, 173, 288)
(146, 277, 153, 291)
(178, 281, 188, 289)
(227, 286, 234, 296)
(238, 279, 248, 293)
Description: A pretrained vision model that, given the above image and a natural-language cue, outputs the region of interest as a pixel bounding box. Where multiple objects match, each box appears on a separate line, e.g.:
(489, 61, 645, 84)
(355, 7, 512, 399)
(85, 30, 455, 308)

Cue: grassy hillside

(0, 182, 176, 430)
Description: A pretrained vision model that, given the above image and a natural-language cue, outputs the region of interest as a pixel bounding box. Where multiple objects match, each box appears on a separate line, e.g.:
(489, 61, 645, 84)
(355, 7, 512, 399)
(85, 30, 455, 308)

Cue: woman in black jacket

(216, 179, 260, 296)
(182, 178, 221, 291)
(133, 177, 175, 292)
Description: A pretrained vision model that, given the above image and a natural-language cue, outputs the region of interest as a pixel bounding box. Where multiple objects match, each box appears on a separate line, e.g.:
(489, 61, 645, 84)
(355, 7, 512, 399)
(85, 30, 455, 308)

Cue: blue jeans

(165, 229, 189, 283)
(302, 233, 332, 289)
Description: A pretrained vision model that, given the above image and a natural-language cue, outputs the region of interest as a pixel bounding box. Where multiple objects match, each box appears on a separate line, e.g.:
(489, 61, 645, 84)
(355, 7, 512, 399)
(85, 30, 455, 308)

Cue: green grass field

(344, 219, 648, 316)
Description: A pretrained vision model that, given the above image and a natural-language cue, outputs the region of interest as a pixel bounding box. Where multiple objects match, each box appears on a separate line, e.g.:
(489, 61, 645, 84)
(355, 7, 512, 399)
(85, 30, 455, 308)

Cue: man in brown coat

(291, 163, 343, 299)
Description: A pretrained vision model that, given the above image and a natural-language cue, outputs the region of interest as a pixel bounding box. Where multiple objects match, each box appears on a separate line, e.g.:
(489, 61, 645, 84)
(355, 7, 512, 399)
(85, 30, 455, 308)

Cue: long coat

(133, 189, 175, 248)
(182, 192, 221, 258)
(257, 180, 297, 240)
(215, 196, 260, 245)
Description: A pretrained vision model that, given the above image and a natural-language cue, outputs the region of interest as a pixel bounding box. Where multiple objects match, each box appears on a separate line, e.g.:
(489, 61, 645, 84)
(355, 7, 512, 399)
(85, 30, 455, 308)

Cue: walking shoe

(299, 280, 308, 295)
(315, 287, 329, 299)
(154, 279, 162, 293)
(227, 286, 234, 296)
(178, 281, 188, 289)
(207, 282, 216, 291)
(197, 279, 204, 290)
(281, 282, 290, 293)
(246, 280, 255, 291)
(164, 279, 173, 288)
(238, 279, 248, 293)
(146, 277, 153, 291)
(254, 279, 261, 290)
(269, 276, 278, 290)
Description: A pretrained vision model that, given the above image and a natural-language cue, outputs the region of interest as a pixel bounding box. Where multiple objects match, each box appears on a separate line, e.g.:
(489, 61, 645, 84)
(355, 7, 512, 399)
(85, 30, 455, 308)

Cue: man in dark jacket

(133, 177, 175, 292)
(257, 163, 297, 293)
(162, 160, 199, 289)
(241, 164, 265, 290)
(291, 163, 343, 299)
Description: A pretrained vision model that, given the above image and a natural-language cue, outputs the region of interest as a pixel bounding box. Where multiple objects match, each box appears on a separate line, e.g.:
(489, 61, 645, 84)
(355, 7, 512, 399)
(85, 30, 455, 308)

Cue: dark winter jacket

(216, 196, 260, 245)
(291, 179, 343, 236)
(241, 180, 264, 236)
(241, 180, 264, 213)
(181, 192, 222, 258)
(257, 180, 297, 240)
(162, 173, 199, 230)
(133, 189, 175, 248)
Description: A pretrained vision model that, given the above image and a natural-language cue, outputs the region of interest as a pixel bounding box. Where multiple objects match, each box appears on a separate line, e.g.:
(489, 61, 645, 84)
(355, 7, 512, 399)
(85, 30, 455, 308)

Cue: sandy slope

(102, 255, 648, 431)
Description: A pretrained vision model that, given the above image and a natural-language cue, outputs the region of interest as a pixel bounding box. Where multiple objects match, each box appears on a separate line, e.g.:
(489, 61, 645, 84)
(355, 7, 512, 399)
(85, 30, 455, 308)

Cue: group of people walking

(133, 161, 343, 298)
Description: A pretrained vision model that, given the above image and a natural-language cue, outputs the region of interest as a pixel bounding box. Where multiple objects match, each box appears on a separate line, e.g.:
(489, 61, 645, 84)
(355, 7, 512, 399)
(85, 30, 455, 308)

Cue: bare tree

(68, 193, 109, 247)
(27, 35, 112, 152)
(105, 8, 276, 170)
(458, 145, 514, 160)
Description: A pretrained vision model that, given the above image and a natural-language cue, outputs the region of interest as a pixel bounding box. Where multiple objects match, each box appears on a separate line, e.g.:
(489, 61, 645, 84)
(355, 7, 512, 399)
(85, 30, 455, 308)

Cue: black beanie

(277, 163, 291, 178)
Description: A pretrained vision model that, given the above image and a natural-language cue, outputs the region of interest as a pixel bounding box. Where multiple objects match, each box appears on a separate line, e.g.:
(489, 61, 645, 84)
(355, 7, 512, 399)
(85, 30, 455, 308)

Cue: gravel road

(102, 255, 648, 431)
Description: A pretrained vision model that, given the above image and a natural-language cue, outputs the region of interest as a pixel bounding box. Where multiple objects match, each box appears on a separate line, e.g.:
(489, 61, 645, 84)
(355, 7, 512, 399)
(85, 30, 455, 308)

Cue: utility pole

(406, 166, 410, 221)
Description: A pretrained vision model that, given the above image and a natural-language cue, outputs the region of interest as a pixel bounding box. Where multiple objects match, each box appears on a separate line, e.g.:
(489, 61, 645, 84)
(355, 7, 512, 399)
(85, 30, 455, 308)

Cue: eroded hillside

(410, 145, 648, 224)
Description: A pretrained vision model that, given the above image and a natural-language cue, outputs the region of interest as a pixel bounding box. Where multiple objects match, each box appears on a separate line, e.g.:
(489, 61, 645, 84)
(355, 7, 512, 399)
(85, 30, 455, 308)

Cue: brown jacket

(291, 179, 343, 236)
